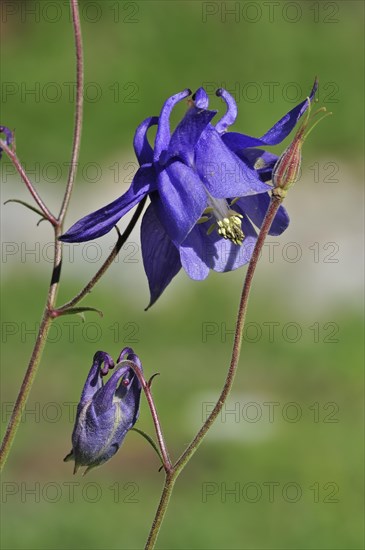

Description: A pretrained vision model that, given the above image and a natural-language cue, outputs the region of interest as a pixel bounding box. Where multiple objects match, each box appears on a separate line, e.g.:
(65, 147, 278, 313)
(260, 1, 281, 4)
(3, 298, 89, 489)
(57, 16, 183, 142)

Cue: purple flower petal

(235, 148, 278, 182)
(215, 88, 238, 133)
(180, 216, 257, 277)
(154, 89, 191, 161)
(209, 237, 257, 272)
(195, 126, 271, 198)
(222, 79, 318, 150)
(79, 352, 114, 404)
(0, 125, 12, 145)
(179, 227, 210, 281)
(259, 78, 317, 144)
(93, 364, 131, 413)
(168, 105, 217, 166)
(133, 116, 159, 164)
(156, 161, 207, 245)
(141, 204, 181, 308)
(115, 349, 142, 424)
(0, 125, 13, 159)
(60, 165, 157, 242)
(205, 215, 257, 273)
(192, 87, 210, 109)
(235, 193, 290, 236)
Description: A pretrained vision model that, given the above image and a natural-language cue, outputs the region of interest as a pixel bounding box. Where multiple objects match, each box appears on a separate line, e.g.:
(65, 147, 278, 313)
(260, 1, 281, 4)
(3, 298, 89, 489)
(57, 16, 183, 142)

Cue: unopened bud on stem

(272, 97, 332, 198)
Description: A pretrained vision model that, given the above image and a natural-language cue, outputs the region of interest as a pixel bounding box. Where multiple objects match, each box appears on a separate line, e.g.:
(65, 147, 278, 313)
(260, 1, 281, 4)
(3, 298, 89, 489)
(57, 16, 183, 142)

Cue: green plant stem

(144, 194, 283, 550)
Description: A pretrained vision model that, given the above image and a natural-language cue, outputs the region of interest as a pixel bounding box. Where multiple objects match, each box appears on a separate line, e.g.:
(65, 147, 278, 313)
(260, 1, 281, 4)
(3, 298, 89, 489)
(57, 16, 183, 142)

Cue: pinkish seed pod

(273, 97, 331, 196)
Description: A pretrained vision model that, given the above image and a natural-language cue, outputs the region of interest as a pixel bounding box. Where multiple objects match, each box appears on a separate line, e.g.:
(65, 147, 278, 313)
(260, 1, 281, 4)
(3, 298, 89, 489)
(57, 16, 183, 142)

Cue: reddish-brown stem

(55, 198, 147, 314)
(0, 0, 84, 471)
(174, 194, 282, 472)
(122, 360, 172, 473)
(58, 0, 84, 223)
(0, 140, 57, 226)
(144, 194, 283, 550)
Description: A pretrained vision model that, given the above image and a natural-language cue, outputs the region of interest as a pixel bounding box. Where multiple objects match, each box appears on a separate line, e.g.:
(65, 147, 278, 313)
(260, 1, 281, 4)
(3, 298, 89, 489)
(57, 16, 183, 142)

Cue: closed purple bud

(64, 348, 142, 475)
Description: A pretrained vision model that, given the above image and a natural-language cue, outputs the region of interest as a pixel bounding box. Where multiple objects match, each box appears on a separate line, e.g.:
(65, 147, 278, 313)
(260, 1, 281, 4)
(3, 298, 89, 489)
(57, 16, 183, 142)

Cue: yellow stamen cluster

(216, 213, 244, 245)
(198, 197, 245, 246)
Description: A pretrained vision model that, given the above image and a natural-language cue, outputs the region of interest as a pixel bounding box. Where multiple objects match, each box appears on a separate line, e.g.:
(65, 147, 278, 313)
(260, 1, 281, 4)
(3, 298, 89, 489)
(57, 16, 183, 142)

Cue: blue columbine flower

(64, 347, 142, 474)
(0, 126, 13, 160)
(61, 81, 317, 307)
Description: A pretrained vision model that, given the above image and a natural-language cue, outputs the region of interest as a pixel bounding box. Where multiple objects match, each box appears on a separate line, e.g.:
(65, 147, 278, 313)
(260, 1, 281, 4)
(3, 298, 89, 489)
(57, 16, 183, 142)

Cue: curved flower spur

(60, 80, 318, 307)
(64, 348, 142, 475)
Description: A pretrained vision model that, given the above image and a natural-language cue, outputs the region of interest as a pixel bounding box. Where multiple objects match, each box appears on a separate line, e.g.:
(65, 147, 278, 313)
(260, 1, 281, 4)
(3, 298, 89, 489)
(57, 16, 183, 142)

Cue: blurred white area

(1, 156, 363, 314)
(186, 391, 278, 443)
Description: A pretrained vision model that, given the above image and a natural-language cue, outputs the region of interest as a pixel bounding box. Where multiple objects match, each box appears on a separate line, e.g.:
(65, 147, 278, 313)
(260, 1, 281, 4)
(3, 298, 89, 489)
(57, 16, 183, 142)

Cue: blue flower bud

(0, 125, 13, 160)
(64, 348, 142, 475)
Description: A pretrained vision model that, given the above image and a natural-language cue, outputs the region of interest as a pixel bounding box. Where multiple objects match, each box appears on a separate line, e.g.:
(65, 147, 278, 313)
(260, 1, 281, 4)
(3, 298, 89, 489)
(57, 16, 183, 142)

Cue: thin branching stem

(58, 0, 84, 223)
(0, 140, 57, 226)
(55, 198, 147, 314)
(0, 0, 84, 471)
(122, 360, 172, 473)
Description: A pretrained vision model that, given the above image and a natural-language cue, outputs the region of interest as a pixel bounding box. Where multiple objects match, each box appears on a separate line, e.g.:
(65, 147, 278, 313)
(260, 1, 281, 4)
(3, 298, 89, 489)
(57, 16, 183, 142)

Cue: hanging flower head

(64, 348, 142, 475)
(61, 80, 318, 307)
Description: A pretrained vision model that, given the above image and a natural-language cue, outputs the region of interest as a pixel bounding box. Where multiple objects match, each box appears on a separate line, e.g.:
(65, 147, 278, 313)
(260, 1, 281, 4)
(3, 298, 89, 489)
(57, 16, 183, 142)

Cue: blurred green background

(1, 1, 364, 549)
